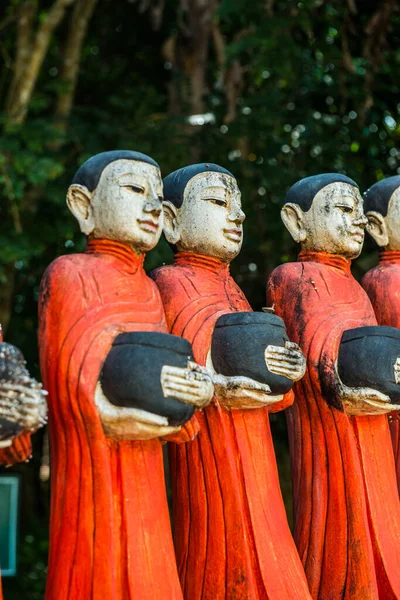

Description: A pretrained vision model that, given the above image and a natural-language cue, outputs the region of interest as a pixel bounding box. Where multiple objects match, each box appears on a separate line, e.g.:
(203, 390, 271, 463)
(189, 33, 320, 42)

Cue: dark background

(0, 0, 399, 596)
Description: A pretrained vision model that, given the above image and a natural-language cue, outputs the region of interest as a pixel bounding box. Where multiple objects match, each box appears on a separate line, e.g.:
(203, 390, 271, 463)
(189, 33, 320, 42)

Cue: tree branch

(5, 1, 36, 115)
(55, 0, 98, 127)
(6, 0, 77, 125)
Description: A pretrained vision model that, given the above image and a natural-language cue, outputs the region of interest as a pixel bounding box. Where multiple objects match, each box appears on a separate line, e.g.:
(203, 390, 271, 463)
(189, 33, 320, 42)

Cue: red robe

(38, 239, 184, 600)
(362, 250, 400, 493)
(151, 252, 311, 600)
(268, 250, 400, 600)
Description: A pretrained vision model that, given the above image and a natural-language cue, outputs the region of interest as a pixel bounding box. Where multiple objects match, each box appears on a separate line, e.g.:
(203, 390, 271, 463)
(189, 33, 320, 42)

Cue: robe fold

(362, 250, 400, 493)
(268, 250, 400, 600)
(38, 238, 184, 600)
(151, 251, 311, 600)
(0, 432, 31, 466)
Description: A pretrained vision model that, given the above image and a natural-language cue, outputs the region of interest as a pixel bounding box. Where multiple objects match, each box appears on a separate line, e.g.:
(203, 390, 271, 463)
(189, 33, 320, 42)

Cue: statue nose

(229, 208, 245, 223)
(144, 197, 162, 215)
(354, 213, 368, 228)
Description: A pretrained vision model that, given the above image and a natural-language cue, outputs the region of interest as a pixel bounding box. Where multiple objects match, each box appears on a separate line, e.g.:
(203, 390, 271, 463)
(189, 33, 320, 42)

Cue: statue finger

(166, 390, 206, 407)
(285, 341, 301, 350)
(187, 361, 208, 374)
(267, 360, 302, 371)
(163, 381, 203, 395)
(161, 365, 188, 377)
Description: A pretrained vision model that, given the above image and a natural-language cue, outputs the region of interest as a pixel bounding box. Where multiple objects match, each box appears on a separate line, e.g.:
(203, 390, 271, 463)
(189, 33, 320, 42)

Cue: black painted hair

(71, 150, 159, 192)
(363, 176, 400, 217)
(285, 173, 359, 212)
(163, 163, 235, 208)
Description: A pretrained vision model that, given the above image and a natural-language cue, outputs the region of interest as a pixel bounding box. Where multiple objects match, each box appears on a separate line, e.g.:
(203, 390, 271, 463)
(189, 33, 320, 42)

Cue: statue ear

(365, 210, 389, 248)
(163, 201, 181, 245)
(366, 211, 389, 248)
(66, 184, 95, 236)
(281, 203, 306, 243)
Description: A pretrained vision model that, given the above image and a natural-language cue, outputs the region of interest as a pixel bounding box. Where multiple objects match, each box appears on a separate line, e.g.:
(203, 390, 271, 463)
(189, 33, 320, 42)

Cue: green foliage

(3, 517, 49, 600)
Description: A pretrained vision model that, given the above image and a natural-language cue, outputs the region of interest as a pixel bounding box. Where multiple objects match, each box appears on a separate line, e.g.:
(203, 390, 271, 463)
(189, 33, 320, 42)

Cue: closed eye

(205, 198, 227, 207)
(338, 205, 353, 213)
(124, 184, 145, 194)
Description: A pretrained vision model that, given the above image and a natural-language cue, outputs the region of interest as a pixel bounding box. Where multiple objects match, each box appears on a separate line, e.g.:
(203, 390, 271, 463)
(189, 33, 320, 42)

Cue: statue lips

(223, 227, 242, 242)
(137, 218, 159, 233)
(350, 230, 364, 244)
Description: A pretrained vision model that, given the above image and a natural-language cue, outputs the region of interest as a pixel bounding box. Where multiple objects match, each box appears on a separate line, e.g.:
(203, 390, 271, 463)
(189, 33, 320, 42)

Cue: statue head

(363, 176, 400, 250)
(162, 163, 245, 262)
(281, 173, 367, 259)
(67, 150, 163, 253)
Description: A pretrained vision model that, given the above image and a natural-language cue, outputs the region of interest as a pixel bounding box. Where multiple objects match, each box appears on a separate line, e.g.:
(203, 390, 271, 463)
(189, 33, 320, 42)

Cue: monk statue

(151, 163, 312, 600)
(268, 173, 400, 599)
(0, 341, 47, 600)
(362, 175, 400, 492)
(38, 151, 214, 600)
(0, 341, 47, 456)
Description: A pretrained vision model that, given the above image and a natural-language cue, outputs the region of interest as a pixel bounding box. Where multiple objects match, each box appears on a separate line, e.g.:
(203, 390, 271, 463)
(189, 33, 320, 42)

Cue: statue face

(385, 187, 400, 250)
(301, 182, 368, 259)
(91, 159, 163, 251)
(174, 172, 245, 261)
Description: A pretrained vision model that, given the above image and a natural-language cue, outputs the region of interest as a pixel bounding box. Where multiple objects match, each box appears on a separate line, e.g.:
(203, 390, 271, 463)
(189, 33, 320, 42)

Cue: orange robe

(151, 251, 311, 600)
(38, 239, 184, 600)
(362, 250, 400, 493)
(268, 250, 400, 600)
(0, 433, 31, 466)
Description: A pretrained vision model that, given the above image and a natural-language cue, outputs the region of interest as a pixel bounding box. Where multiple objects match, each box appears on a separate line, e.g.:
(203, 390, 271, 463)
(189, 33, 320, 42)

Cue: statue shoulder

(150, 263, 192, 292)
(269, 261, 305, 288)
(363, 262, 400, 286)
(40, 253, 97, 306)
(43, 253, 89, 281)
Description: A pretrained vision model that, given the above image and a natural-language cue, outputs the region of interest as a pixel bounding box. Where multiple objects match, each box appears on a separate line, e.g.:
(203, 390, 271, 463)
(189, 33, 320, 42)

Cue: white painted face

(301, 182, 368, 259)
(384, 187, 400, 250)
(67, 159, 164, 253)
(172, 172, 245, 262)
(91, 159, 164, 251)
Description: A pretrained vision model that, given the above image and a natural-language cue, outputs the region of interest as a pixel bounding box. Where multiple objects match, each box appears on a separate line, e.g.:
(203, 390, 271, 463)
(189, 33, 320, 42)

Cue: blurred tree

(0, 0, 400, 596)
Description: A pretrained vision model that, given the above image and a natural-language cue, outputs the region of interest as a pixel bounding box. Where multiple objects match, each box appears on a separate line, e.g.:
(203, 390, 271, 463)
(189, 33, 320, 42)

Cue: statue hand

(95, 382, 181, 441)
(265, 341, 306, 382)
(212, 373, 282, 410)
(339, 383, 398, 416)
(0, 378, 48, 439)
(161, 362, 214, 409)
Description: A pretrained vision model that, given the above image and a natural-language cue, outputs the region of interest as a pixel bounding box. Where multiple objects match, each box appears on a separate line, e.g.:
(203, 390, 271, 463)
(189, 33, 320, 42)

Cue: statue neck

(379, 249, 400, 264)
(174, 251, 230, 275)
(86, 238, 145, 273)
(298, 250, 352, 274)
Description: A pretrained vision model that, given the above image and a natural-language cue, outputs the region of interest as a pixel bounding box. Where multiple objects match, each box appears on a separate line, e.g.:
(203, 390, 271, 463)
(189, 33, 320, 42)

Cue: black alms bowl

(338, 326, 400, 404)
(101, 331, 195, 426)
(211, 311, 294, 395)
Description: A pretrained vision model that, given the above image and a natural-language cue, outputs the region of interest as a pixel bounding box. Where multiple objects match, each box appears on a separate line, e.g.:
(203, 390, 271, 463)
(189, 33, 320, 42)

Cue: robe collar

(86, 238, 145, 273)
(298, 250, 352, 275)
(379, 250, 400, 264)
(174, 251, 230, 276)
